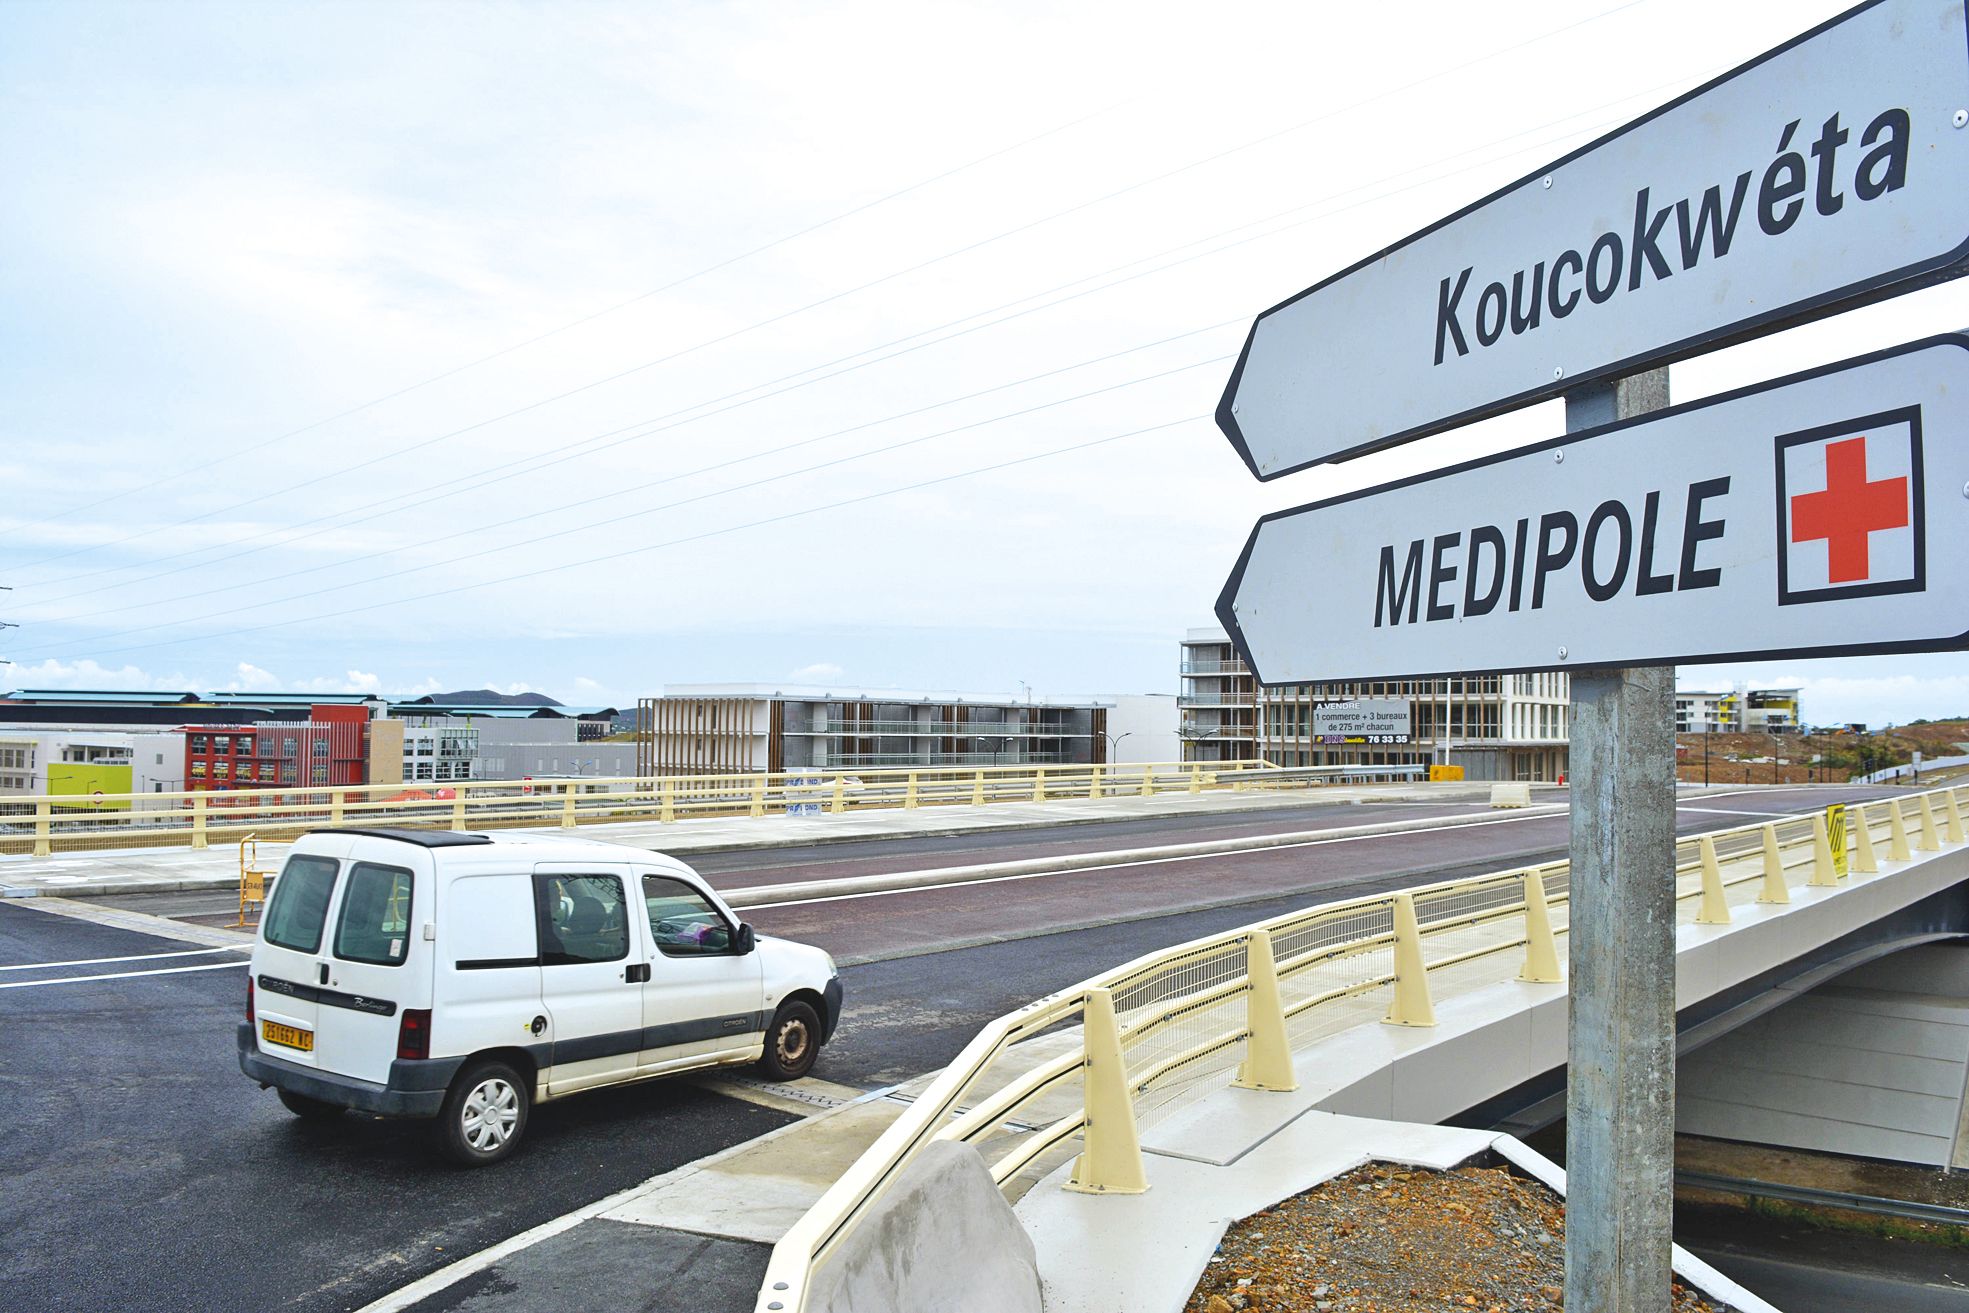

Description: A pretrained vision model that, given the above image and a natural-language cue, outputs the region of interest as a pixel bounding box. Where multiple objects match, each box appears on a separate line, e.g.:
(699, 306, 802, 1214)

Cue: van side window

(263, 855, 339, 954)
(334, 862, 414, 966)
(643, 875, 734, 956)
(451, 872, 539, 969)
(536, 873, 628, 965)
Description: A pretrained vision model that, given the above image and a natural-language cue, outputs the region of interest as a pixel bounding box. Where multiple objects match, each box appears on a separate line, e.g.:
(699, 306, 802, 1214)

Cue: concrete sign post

(1215, 334, 1969, 681)
(1217, 0, 1969, 477)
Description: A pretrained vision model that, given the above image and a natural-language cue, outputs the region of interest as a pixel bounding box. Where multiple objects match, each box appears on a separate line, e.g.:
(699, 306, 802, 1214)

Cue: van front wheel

(437, 1060, 530, 1167)
(758, 1001, 821, 1081)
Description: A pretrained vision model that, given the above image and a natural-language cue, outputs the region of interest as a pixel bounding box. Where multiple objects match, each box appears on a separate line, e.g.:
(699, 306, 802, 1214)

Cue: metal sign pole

(1561, 369, 1677, 1313)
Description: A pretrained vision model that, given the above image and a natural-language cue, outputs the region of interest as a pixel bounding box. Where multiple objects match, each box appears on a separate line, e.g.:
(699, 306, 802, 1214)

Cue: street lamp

(1100, 731, 1133, 764)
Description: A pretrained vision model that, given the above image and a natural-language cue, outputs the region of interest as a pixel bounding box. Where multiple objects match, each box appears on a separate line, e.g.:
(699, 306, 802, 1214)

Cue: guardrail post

(1088, 765, 1104, 800)
(1888, 798, 1913, 861)
(1382, 894, 1436, 1027)
(561, 782, 578, 829)
(329, 789, 345, 826)
(1943, 792, 1966, 845)
(191, 792, 209, 850)
(1033, 768, 1047, 803)
(451, 791, 467, 832)
(904, 772, 920, 810)
(1851, 803, 1880, 874)
(1518, 870, 1564, 983)
(1065, 987, 1148, 1195)
(1695, 835, 1730, 924)
(1809, 812, 1840, 887)
(661, 778, 677, 823)
(750, 775, 767, 819)
(833, 774, 849, 814)
(33, 798, 51, 858)
(1917, 795, 1942, 851)
(968, 770, 984, 806)
(1139, 765, 1154, 797)
(1188, 763, 1203, 794)
(1233, 931, 1298, 1091)
(1756, 823, 1789, 904)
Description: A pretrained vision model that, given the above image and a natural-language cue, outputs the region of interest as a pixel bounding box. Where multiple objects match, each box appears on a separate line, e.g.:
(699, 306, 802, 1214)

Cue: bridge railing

(0, 757, 1369, 858)
(755, 784, 1969, 1313)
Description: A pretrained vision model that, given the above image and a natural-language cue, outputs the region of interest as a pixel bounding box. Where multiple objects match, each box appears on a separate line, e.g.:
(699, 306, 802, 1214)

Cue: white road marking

(0, 960, 248, 990)
(1676, 807, 1799, 818)
(0, 946, 247, 972)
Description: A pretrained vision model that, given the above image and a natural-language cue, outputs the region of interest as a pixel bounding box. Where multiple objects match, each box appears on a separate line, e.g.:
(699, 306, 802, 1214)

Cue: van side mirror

(735, 923, 756, 955)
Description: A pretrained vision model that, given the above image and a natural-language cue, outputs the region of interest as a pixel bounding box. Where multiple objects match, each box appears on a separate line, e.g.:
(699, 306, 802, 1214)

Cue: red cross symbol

(1789, 435, 1909, 584)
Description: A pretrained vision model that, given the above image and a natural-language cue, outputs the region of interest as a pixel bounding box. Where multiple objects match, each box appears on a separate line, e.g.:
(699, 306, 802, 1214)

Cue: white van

(237, 828, 841, 1165)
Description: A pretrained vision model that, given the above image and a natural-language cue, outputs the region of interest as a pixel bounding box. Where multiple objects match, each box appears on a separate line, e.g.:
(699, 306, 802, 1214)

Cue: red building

(182, 704, 371, 794)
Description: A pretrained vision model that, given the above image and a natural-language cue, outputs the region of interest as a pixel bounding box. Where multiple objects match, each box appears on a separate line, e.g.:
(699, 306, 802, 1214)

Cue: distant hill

(423, 689, 564, 708)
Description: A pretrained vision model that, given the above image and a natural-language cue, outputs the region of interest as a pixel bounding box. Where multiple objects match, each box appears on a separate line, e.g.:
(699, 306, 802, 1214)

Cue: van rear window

(264, 855, 339, 953)
(334, 862, 415, 966)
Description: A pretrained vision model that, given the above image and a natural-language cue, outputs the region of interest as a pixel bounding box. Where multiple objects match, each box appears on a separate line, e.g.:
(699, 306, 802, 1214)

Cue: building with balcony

(1673, 686, 1803, 735)
(636, 685, 1111, 776)
(1178, 628, 1572, 781)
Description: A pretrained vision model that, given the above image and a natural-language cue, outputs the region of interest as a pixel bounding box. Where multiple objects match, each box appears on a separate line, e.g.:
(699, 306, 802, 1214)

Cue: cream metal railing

(754, 785, 1969, 1313)
(0, 759, 1291, 858)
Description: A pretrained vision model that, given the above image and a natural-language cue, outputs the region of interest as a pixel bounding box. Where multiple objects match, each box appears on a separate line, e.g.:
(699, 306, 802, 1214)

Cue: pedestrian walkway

(0, 781, 1505, 898)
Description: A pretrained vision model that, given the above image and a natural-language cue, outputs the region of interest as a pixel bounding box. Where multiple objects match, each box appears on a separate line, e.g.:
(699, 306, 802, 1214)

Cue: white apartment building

(1179, 628, 1572, 781)
(1674, 686, 1803, 734)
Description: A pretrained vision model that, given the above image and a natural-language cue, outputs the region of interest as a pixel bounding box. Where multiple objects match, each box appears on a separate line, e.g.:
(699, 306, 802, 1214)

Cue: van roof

(307, 827, 494, 848)
(301, 827, 663, 863)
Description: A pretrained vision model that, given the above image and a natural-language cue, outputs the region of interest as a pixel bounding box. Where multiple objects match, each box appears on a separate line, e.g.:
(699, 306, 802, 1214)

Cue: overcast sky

(4, 0, 1966, 725)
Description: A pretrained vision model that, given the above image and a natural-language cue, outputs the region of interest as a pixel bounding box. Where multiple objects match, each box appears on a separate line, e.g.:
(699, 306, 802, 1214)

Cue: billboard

(48, 762, 133, 811)
(1312, 699, 1412, 745)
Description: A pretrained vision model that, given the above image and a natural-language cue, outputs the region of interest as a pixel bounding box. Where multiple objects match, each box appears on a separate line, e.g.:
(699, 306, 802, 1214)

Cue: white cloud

(5, 657, 196, 691)
(224, 661, 281, 691)
(791, 662, 844, 682)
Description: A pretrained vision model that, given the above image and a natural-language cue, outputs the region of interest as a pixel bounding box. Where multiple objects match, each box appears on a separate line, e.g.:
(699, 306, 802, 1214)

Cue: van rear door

(439, 869, 543, 1073)
(253, 851, 342, 1068)
(314, 858, 427, 1086)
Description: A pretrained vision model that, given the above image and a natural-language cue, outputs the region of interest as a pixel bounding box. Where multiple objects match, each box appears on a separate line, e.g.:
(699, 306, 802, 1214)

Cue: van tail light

(397, 1008, 432, 1061)
(246, 976, 255, 1026)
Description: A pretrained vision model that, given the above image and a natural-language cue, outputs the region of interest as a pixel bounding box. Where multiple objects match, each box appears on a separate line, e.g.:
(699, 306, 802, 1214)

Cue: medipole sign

(1216, 334, 1969, 684)
(1312, 698, 1412, 745)
(1217, 0, 1969, 477)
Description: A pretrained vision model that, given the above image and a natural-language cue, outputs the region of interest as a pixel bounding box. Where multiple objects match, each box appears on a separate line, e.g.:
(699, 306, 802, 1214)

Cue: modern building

(1177, 629, 1258, 763)
(1178, 628, 1572, 781)
(636, 685, 1111, 776)
(1673, 686, 1803, 734)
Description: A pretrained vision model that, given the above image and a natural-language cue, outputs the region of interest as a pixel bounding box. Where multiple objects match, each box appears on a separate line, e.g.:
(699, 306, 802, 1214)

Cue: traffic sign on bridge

(1216, 334, 1969, 683)
(1217, 0, 1969, 477)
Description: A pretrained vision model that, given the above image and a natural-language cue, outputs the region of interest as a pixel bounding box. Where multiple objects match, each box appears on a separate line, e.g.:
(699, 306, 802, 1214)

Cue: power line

(20, 61, 1697, 610)
(51, 414, 1214, 665)
(19, 354, 1232, 658)
(5, 101, 1130, 539)
(5, 0, 1651, 577)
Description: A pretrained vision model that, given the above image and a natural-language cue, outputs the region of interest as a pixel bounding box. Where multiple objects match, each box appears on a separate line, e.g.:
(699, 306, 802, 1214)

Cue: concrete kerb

(716, 804, 1569, 911)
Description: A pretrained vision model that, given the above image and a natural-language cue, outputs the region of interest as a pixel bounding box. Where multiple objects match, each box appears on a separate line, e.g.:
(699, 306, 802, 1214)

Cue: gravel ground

(1185, 1162, 1729, 1312)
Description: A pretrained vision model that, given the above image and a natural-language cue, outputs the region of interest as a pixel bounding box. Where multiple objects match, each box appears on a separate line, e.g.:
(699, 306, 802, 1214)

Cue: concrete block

(1490, 782, 1533, 808)
(805, 1140, 1041, 1313)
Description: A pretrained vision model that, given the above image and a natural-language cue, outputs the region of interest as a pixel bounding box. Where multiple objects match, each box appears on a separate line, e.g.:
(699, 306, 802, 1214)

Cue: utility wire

(20, 63, 1698, 610)
(21, 354, 1232, 656)
(6, 101, 1128, 538)
(58, 414, 1212, 664)
(5, 0, 1650, 577)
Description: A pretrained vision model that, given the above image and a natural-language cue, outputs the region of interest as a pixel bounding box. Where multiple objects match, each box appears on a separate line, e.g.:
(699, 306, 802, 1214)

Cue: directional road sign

(1216, 333, 1969, 684)
(1217, 0, 1969, 477)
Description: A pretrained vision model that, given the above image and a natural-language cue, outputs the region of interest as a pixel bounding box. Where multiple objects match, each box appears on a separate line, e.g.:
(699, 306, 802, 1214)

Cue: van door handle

(318, 963, 329, 985)
(626, 963, 650, 984)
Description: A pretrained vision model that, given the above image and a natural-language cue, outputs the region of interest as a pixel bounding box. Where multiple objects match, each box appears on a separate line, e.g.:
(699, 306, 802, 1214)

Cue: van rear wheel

(758, 1000, 821, 1081)
(277, 1089, 345, 1121)
(437, 1060, 530, 1167)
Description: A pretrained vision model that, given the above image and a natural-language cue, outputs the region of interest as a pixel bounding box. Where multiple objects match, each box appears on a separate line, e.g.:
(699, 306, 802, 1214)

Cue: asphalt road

(1, 783, 1918, 1312)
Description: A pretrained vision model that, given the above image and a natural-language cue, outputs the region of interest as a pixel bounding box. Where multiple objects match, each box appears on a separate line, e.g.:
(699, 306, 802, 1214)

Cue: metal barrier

(0, 758, 1344, 858)
(754, 784, 1969, 1313)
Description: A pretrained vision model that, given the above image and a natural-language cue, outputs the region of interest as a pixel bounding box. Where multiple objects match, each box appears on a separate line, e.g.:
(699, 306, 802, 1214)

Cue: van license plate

(262, 1020, 314, 1052)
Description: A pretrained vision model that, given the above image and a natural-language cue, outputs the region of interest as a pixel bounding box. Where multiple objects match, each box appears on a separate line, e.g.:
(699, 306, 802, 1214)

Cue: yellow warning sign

(1826, 804, 1848, 879)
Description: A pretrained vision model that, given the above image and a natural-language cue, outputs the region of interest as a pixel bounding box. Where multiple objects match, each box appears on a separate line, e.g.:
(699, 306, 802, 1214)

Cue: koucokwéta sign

(1217, 0, 1969, 477)
(1216, 333, 1969, 684)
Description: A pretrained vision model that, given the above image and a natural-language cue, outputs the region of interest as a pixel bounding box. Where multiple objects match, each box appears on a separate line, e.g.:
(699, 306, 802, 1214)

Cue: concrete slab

(394, 1218, 769, 1313)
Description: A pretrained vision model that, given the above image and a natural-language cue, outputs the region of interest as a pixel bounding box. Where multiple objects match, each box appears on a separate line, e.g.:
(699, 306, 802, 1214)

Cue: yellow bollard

(1888, 798, 1913, 861)
(1233, 931, 1299, 1092)
(1064, 988, 1149, 1195)
(1382, 894, 1437, 1026)
(1518, 871, 1564, 983)
(1756, 824, 1790, 904)
(1696, 835, 1730, 924)
(1851, 803, 1879, 874)
(1809, 813, 1839, 887)
(1944, 792, 1966, 845)
(1917, 795, 1942, 851)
